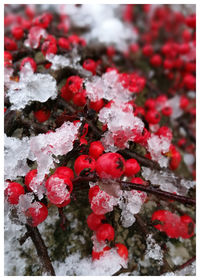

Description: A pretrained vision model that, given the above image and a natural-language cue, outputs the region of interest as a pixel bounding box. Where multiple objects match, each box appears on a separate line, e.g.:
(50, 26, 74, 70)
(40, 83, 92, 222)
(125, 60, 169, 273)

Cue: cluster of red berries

(152, 210, 195, 239)
(87, 191, 128, 261)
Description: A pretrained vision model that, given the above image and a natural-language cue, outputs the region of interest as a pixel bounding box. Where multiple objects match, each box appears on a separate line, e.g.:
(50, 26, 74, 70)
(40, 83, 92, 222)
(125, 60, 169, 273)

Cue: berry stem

(25, 224, 55, 276)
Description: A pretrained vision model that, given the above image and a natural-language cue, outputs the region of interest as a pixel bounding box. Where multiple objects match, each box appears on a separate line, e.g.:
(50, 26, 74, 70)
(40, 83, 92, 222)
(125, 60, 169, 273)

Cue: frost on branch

(30, 121, 80, 182)
(59, 5, 137, 51)
(142, 167, 195, 195)
(147, 134, 170, 168)
(4, 134, 35, 180)
(98, 101, 144, 150)
(7, 64, 57, 110)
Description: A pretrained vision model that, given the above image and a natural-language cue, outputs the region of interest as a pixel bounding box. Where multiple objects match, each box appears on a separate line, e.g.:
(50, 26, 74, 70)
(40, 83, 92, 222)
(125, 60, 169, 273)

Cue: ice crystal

(30, 121, 80, 182)
(147, 134, 170, 168)
(144, 234, 163, 265)
(4, 67, 14, 88)
(17, 193, 42, 224)
(85, 70, 133, 103)
(7, 64, 57, 110)
(118, 191, 144, 228)
(4, 134, 35, 180)
(98, 101, 144, 150)
(142, 167, 195, 195)
(24, 26, 47, 49)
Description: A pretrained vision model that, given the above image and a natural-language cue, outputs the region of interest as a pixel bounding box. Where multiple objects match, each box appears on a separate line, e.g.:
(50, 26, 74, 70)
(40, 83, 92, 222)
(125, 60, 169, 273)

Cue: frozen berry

(5, 182, 24, 205)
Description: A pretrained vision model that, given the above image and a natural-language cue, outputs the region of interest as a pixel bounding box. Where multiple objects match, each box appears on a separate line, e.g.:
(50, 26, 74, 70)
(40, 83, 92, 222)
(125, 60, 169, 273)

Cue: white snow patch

(54, 249, 127, 276)
(4, 134, 35, 180)
(7, 64, 57, 110)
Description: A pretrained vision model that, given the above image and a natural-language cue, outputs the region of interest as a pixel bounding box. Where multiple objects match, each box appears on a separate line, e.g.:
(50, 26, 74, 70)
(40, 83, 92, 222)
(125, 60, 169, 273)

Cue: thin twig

(25, 225, 55, 276)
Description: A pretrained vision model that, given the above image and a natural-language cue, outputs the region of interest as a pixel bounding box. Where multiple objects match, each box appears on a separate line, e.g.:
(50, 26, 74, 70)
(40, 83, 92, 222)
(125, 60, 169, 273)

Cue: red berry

(66, 76, 83, 94)
(4, 51, 12, 67)
(92, 246, 111, 260)
(87, 213, 106, 231)
(45, 174, 73, 205)
(34, 109, 50, 123)
(156, 126, 172, 141)
(54, 166, 74, 181)
(25, 169, 37, 191)
(179, 43, 190, 55)
(89, 141, 104, 159)
(96, 153, 125, 179)
(183, 74, 196, 90)
(145, 98, 156, 110)
(74, 155, 96, 176)
(96, 223, 115, 242)
(60, 85, 74, 102)
(180, 96, 189, 109)
(58, 37, 70, 50)
(179, 215, 195, 239)
(55, 197, 71, 208)
(163, 59, 174, 70)
(161, 106, 173, 116)
(41, 41, 57, 56)
(142, 44, 153, 57)
(150, 54, 162, 67)
(90, 99, 104, 112)
(169, 145, 182, 170)
(72, 90, 87, 107)
(83, 59, 97, 75)
(25, 202, 48, 227)
(89, 185, 114, 215)
(20, 57, 37, 72)
(124, 159, 140, 177)
(11, 26, 24, 40)
(106, 46, 115, 58)
(185, 14, 196, 29)
(33, 12, 52, 28)
(4, 37, 17, 51)
(5, 182, 25, 205)
(115, 243, 128, 260)
(145, 109, 161, 124)
(152, 210, 181, 238)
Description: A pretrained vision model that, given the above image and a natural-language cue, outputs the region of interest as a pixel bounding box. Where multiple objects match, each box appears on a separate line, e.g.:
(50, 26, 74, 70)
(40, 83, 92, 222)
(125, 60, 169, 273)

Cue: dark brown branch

(18, 231, 31, 245)
(176, 256, 196, 271)
(118, 180, 195, 206)
(25, 225, 55, 276)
